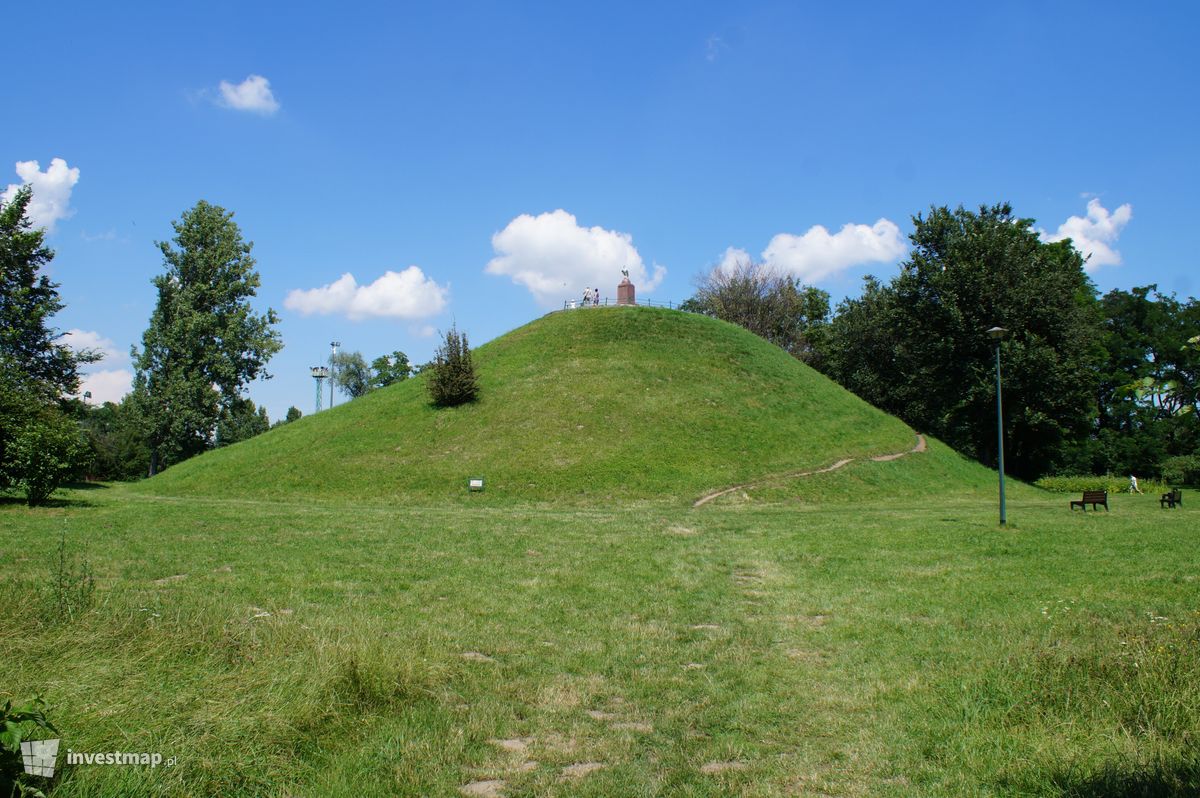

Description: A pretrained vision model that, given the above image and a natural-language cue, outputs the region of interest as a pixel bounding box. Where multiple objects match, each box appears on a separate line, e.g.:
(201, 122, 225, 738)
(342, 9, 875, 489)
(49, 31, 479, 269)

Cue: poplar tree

(132, 201, 281, 474)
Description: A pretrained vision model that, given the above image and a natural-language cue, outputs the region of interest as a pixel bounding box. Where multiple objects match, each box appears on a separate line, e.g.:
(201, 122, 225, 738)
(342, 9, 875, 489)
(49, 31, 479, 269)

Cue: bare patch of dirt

(459, 779, 506, 797)
(488, 737, 533, 754)
(561, 762, 606, 779)
(152, 574, 188, 585)
(461, 651, 497, 663)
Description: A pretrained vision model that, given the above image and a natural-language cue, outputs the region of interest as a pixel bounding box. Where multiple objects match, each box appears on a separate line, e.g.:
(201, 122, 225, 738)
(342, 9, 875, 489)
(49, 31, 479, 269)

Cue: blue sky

(5, 1, 1197, 422)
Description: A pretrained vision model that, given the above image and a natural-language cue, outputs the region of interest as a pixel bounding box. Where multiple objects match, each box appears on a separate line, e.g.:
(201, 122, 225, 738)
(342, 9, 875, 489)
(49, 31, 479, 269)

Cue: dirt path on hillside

(692, 434, 927, 508)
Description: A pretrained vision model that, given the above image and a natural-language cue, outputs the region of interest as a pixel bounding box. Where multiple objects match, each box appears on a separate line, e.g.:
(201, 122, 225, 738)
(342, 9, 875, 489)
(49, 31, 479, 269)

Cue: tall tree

(682, 260, 831, 365)
(823, 203, 1103, 480)
(0, 186, 95, 399)
(1063, 285, 1200, 476)
(132, 201, 282, 474)
(1, 186, 93, 503)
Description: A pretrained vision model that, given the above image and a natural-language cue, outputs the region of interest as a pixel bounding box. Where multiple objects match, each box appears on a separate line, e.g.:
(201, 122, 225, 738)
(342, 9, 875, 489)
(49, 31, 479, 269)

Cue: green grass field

(2, 487, 1196, 796)
(3, 308, 1197, 796)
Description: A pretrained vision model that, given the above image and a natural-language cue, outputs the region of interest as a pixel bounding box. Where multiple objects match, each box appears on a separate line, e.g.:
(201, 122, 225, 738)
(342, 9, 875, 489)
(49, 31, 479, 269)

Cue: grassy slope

(133, 307, 991, 504)
(2, 489, 1197, 796)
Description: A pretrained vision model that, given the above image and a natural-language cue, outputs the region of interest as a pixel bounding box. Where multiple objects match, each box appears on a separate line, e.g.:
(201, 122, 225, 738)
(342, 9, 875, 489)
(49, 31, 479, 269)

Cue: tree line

(5, 187, 1193, 503)
(685, 203, 1199, 484)
(2, 187, 478, 503)
(1, 193, 409, 501)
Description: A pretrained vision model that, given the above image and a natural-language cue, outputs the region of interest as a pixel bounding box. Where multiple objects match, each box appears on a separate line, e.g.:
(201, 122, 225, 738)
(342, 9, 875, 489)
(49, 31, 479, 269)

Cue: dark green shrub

(1161, 454, 1200, 486)
(427, 325, 478, 408)
(1035, 474, 1168, 494)
(7, 409, 87, 506)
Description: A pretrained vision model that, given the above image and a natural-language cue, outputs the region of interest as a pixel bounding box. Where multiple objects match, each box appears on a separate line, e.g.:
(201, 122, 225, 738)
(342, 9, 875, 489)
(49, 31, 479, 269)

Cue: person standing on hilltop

(593, 287, 600, 306)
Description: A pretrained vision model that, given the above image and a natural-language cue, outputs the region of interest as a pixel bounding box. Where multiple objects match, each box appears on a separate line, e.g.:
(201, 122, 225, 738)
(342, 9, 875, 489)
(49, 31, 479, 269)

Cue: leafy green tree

(427, 325, 478, 407)
(8, 406, 87, 505)
(132, 201, 282, 474)
(371, 351, 412, 388)
(0, 186, 96, 400)
(1, 187, 94, 501)
(823, 203, 1103, 480)
(271, 405, 303, 428)
(1062, 286, 1200, 476)
(331, 350, 372, 399)
(79, 398, 152, 481)
(682, 260, 831, 365)
(215, 398, 270, 446)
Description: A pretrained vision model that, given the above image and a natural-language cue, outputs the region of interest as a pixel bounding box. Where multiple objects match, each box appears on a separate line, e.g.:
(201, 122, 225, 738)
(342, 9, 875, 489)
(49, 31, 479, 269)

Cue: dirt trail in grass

(693, 434, 927, 508)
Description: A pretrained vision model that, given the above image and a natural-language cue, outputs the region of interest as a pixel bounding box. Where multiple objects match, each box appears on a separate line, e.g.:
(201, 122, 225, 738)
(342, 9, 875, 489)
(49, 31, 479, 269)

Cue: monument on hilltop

(617, 269, 636, 306)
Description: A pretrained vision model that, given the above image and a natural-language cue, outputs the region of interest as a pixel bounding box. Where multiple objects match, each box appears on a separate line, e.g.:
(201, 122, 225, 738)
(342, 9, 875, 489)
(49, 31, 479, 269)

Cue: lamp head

(986, 326, 1007, 341)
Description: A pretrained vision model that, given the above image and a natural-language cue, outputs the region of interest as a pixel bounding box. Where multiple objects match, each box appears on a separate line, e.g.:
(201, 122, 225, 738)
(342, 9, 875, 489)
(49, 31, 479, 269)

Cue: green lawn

(2, 485, 1196, 796)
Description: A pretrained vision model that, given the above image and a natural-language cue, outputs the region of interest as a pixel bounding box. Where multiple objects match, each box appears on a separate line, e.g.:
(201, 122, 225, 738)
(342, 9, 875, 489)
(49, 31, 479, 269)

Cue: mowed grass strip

(2, 486, 1197, 796)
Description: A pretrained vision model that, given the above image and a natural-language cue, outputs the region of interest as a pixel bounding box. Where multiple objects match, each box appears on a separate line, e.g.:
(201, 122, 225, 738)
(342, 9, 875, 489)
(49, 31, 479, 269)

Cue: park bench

(1070, 490, 1109, 511)
(1161, 488, 1183, 509)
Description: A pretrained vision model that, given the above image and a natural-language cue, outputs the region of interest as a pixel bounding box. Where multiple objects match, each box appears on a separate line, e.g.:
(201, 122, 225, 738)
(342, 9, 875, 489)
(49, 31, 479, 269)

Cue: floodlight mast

(310, 366, 329, 413)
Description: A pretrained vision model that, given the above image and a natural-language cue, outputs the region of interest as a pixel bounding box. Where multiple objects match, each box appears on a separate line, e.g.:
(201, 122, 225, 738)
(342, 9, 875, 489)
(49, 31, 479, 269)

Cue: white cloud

(759, 219, 907, 283)
(62, 329, 125, 364)
(716, 246, 752, 274)
(1041, 198, 1132, 271)
(217, 75, 280, 115)
(62, 329, 132, 403)
(284, 266, 448, 320)
(1, 158, 80, 233)
(79, 369, 133, 405)
(486, 209, 665, 306)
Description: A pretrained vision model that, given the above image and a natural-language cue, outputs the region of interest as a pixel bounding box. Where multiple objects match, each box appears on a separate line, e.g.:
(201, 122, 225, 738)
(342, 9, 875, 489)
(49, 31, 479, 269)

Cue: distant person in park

(582, 287, 591, 307)
(1129, 474, 1143, 494)
(593, 287, 600, 306)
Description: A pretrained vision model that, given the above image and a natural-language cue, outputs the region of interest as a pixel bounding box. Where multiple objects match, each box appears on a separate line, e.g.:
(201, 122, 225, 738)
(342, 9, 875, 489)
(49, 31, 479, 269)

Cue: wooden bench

(1161, 488, 1183, 509)
(1070, 490, 1109, 511)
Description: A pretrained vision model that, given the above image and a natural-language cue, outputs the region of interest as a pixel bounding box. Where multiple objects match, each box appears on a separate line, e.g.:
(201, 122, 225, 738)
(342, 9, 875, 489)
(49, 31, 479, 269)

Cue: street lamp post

(987, 326, 1007, 526)
(329, 341, 341, 408)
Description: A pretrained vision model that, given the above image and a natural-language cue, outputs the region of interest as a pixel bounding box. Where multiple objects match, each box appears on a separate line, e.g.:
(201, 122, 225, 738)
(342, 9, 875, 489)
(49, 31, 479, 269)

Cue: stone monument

(617, 269, 636, 306)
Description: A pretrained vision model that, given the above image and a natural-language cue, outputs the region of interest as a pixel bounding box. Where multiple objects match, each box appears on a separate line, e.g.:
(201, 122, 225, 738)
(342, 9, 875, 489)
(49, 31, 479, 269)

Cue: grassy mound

(135, 306, 994, 503)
